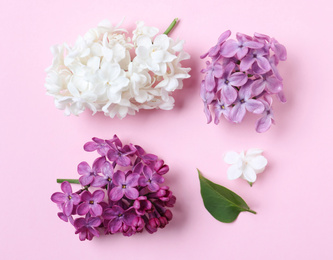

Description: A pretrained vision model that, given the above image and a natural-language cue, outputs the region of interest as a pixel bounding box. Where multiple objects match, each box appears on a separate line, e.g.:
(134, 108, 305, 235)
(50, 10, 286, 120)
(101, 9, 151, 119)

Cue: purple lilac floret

(200, 31, 287, 132)
(51, 181, 80, 216)
(50, 135, 176, 241)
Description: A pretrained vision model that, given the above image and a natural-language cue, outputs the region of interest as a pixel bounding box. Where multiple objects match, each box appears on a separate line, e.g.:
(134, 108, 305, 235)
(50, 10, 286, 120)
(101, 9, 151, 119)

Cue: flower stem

(163, 18, 178, 35)
(57, 179, 80, 184)
(247, 209, 257, 214)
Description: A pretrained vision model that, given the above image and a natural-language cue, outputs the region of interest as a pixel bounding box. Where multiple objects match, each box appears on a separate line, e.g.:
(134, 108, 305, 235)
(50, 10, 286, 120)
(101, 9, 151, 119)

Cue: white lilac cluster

(45, 20, 191, 118)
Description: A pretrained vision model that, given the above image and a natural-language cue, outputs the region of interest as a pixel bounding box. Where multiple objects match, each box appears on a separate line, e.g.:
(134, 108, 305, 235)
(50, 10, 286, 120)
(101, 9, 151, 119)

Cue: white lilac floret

(50, 135, 176, 240)
(45, 19, 190, 119)
(200, 31, 287, 133)
(224, 149, 268, 186)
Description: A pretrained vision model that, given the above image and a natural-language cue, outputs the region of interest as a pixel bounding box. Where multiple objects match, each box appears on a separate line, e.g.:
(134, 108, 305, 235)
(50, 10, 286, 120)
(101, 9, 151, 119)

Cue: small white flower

(134, 34, 177, 75)
(132, 21, 159, 44)
(224, 149, 268, 185)
(155, 50, 191, 92)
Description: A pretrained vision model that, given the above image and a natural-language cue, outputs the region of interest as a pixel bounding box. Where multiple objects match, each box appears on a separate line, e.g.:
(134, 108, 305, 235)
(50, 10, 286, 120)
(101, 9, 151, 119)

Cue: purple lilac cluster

(200, 31, 287, 133)
(51, 136, 175, 241)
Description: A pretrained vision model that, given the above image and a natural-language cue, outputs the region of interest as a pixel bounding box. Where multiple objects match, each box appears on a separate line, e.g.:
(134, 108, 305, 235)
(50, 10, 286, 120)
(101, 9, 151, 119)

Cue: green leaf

(198, 169, 256, 223)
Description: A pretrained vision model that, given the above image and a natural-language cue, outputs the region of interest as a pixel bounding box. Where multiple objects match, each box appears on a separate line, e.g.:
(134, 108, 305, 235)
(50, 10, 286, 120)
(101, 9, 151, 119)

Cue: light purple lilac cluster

(200, 31, 287, 132)
(51, 136, 175, 241)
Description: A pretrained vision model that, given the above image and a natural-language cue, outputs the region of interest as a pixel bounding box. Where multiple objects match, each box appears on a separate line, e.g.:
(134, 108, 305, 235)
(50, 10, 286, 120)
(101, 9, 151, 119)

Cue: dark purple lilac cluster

(200, 31, 287, 132)
(51, 136, 175, 241)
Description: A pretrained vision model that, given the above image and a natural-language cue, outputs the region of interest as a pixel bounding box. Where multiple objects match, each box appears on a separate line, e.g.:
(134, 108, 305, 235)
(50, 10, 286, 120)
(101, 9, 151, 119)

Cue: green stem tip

(57, 179, 80, 184)
(247, 209, 257, 214)
(163, 18, 179, 35)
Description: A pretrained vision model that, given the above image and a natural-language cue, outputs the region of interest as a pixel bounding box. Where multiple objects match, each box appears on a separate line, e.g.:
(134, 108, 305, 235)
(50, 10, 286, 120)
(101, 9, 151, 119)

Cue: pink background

(1, 0, 332, 259)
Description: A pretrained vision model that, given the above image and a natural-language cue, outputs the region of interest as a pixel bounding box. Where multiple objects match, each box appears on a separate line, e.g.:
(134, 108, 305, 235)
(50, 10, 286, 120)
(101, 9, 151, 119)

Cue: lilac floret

(138, 165, 164, 192)
(109, 171, 140, 201)
(51, 181, 80, 216)
(74, 216, 101, 241)
(230, 81, 265, 123)
(103, 206, 136, 234)
(106, 140, 136, 167)
(77, 190, 105, 217)
(91, 161, 114, 188)
(84, 137, 110, 156)
(77, 156, 106, 186)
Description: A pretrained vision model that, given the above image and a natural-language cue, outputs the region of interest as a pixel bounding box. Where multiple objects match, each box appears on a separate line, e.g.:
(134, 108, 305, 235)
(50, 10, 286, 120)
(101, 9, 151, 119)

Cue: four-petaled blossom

(201, 61, 223, 92)
(240, 48, 271, 73)
(103, 206, 137, 234)
(84, 137, 110, 156)
(230, 81, 265, 123)
(109, 171, 140, 201)
(255, 95, 275, 133)
(135, 34, 177, 75)
(217, 62, 248, 105)
(134, 145, 158, 164)
(212, 94, 232, 124)
(51, 181, 80, 216)
(221, 32, 264, 60)
(74, 216, 101, 241)
(77, 190, 105, 216)
(77, 156, 106, 186)
(106, 140, 136, 167)
(138, 165, 164, 192)
(224, 149, 268, 185)
(91, 161, 114, 188)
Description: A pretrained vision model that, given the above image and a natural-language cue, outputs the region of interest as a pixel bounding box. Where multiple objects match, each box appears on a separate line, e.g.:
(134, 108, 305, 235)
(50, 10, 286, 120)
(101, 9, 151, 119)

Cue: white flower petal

(248, 155, 267, 171)
(171, 40, 184, 52)
(151, 50, 165, 63)
(136, 46, 149, 59)
(98, 20, 112, 28)
(246, 148, 264, 157)
(243, 165, 257, 182)
(117, 106, 128, 119)
(224, 151, 240, 164)
(154, 34, 169, 50)
(227, 165, 243, 180)
(136, 36, 152, 48)
(87, 57, 100, 71)
(143, 26, 159, 38)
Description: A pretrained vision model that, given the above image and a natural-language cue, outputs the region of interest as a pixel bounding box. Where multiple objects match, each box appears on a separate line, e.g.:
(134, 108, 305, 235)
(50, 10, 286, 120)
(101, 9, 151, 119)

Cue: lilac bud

(159, 217, 168, 228)
(165, 195, 176, 207)
(132, 216, 144, 232)
(164, 209, 173, 221)
(145, 223, 158, 234)
(119, 223, 130, 234)
(133, 196, 152, 215)
(148, 217, 160, 229)
(123, 227, 136, 237)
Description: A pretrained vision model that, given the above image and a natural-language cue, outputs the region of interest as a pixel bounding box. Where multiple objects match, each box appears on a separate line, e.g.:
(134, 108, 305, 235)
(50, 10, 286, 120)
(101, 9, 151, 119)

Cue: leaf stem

(163, 18, 178, 35)
(247, 209, 257, 214)
(57, 179, 80, 184)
